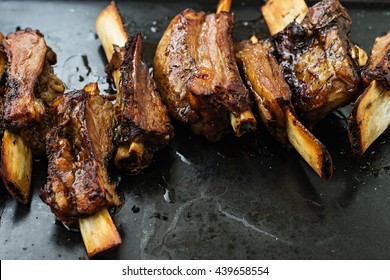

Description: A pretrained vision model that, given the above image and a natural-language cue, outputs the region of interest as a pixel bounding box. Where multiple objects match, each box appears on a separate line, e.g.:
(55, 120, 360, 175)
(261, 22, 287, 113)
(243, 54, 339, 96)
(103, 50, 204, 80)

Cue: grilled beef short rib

(2, 29, 64, 154)
(107, 34, 173, 173)
(272, 0, 362, 124)
(40, 84, 121, 226)
(235, 38, 291, 144)
(154, 9, 255, 141)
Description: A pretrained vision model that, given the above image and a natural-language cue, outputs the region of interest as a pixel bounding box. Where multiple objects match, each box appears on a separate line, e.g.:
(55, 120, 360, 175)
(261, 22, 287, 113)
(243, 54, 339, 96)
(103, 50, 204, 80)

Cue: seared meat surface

(0, 96, 4, 137)
(3, 30, 46, 128)
(0, 33, 4, 136)
(362, 32, 390, 90)
(0, 32, 5, 82)
(272, 0, 362, 124)
(107, 34, 173, 173)
(40, 84, 121, 226)
(2, 29, 64, 154)
(236, 38, 291, 144)
(154, 9, 255, 141)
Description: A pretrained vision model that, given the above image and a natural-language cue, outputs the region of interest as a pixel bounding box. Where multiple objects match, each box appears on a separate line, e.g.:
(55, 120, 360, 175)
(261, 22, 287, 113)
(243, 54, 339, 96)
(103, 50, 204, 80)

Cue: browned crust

(0, 32, 5, 80)
(3, 30, 47, 129)
(362, 32, 390, 90)
(235, 38, 290, 144)
(153, 10, 205, 124)
(118, 34, 173, 145)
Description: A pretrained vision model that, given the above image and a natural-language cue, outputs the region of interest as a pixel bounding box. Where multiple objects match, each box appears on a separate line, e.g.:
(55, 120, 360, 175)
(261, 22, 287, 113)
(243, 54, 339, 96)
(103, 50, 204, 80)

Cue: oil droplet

(131, 205, 140, 213)
(163, 188, 175, 203)
(81, 55, 92, 76)
(62, 54, 96, 89)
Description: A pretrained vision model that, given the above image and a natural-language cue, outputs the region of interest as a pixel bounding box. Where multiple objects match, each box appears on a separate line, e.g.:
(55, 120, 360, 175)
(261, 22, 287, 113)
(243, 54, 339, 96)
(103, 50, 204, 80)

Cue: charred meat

(272, 0, 362, 124)
(0, 96, 3, 138)
(0, 33, 5, 136)
(0, 32, 5, 82)
(362, 32, 390, 90)
(154, 8, 256, 141)
(40, 83, 121, 226)
(106, 34, 173, 173)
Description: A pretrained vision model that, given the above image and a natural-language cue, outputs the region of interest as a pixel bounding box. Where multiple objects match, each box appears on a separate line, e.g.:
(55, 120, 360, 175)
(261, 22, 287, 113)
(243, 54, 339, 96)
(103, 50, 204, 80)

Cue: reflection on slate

(0, 1, 390, 260)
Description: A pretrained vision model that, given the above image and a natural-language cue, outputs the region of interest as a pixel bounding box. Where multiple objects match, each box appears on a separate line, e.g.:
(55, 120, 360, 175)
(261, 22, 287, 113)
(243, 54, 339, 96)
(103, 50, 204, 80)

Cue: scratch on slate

(217, 201, 285, 242)
(165, 193, 207, 235)
(175, 151, 192, 165)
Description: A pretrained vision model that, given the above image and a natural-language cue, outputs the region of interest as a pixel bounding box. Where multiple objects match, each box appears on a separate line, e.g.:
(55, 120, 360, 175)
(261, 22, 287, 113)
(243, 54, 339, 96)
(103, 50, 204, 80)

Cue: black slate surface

(0, 0, 390, 260)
